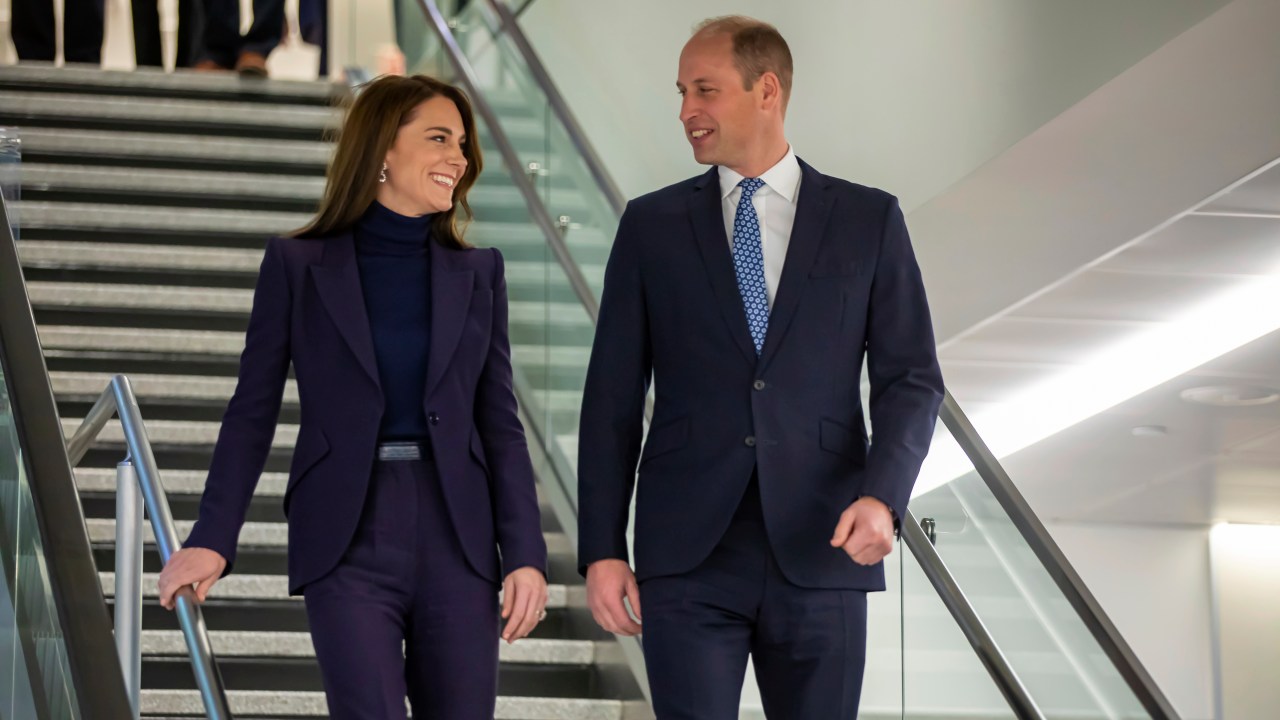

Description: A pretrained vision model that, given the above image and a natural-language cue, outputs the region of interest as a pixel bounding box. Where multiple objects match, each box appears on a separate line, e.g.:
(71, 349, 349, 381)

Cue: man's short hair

(693, 16, 793, 106)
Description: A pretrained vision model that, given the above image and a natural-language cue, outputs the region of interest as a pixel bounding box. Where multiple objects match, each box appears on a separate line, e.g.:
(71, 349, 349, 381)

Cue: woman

(158, 75, 549, 719)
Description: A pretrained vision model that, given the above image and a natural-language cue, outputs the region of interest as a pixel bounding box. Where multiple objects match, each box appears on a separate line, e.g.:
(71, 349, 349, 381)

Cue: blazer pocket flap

(809, 260, 859, 278)
(286, 430, 331, 499)
(819, 418, 866, 466)
(639, 416, 690, 466)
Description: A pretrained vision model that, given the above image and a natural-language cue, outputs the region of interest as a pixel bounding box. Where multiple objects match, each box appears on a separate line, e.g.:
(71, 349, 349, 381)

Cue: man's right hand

(157, 547, 227, 611)
(586, 559, 642, 636)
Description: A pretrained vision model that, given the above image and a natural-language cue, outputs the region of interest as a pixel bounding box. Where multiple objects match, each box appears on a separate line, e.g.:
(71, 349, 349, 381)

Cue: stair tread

(100, 572, 579, 608)
(139, 688, 627, 719)
(139, 629, 597, 664)
(0, 62, 342, 101)
(89, 517, 572, 554)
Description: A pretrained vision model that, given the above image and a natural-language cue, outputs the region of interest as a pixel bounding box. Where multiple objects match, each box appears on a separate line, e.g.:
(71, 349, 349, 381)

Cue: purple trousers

(302, 458, 500, 719)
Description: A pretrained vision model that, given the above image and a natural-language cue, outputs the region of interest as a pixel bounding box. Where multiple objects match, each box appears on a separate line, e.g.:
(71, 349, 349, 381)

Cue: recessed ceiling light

(1180, 385, 1280, 407)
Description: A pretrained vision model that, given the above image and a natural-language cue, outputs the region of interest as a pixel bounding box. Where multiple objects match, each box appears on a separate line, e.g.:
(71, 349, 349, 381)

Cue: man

(193, 0, 284, 76)
(578, 15, 944, 719)
(10, 0, 103, 64)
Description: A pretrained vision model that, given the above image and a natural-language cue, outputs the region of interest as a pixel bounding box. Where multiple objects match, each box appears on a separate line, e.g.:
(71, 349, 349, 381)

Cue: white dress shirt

(719, 146, 802, 308)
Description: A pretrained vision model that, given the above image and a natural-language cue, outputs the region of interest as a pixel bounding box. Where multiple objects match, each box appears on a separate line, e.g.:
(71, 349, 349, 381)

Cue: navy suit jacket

(185, 232, 547, 595)
(578, 160, 944, 591)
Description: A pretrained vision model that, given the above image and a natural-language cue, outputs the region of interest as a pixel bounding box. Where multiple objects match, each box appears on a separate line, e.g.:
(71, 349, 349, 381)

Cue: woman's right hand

(157, 547, 227, 610)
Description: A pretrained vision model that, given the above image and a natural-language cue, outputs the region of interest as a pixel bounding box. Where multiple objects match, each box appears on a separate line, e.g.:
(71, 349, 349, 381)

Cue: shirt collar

(718, 145, 801, 203)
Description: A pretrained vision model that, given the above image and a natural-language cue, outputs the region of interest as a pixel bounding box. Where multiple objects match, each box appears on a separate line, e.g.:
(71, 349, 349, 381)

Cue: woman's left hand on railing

(157, 547, 227, 610)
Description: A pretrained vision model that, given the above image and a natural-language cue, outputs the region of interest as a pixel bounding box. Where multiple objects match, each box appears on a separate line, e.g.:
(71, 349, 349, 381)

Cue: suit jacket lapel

(758, 159, 834, 372)
(308, 232, 381, 388)
(689, 167, 758, 366)
(424, 239, 475, 398)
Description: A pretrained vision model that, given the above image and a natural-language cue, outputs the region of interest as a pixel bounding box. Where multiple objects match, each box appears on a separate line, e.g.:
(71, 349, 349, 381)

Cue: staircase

(1, 63, 643, 719)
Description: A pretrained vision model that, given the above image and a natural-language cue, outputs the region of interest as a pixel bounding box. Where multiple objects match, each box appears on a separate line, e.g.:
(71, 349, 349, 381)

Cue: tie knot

(738, 177, 765, 198)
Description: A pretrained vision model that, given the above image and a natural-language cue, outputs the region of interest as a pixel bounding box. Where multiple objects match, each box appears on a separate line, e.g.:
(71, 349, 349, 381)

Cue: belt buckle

(378, 442, 422, 461)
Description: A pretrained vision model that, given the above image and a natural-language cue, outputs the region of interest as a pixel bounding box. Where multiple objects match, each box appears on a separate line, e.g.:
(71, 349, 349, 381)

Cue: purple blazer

(184, 231, 547, 594)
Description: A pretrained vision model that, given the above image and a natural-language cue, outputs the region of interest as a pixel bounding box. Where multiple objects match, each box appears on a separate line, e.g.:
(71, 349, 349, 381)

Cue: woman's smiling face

(378, 95, 469, 216)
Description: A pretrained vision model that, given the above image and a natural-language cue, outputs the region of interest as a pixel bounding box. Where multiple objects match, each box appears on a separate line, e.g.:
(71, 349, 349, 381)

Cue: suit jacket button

(753, 380, 766, 391)
(744, 436, 756, 447)
(428, 412, 440, 426)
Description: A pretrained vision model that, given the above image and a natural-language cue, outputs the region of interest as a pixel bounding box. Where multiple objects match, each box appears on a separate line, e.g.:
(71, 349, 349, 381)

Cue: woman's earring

(379, 163, 388, 184)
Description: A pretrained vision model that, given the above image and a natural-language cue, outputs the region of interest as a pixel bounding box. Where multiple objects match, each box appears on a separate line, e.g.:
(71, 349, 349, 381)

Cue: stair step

(139, 689, 629, 719)
(89, 517, 572, 555)
(17, 165, 596, 219)
(20, 164, 325, 204)
(0, 89, 337, 138)
(62, 416, 297, 448)
(139, 630, 598, 665)
(17, 127, 332, 171)
(0, 62, 342, 105)
(51, 370, 299, 403)
(28, 281, 595, 329)
(100, 573, 579, 608)
(40, 324, 591, 369)
(76, 467, 286, 496)
(15, 201, 611, 247)
(18, 240, 603, 297)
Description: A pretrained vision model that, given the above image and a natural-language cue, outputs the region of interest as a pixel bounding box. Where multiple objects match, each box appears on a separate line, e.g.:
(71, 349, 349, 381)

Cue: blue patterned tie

(731, 178, 769, 355)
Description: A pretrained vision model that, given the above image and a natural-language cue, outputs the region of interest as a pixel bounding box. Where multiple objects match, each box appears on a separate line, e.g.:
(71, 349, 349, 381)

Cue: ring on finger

(538, 609, 547, 622)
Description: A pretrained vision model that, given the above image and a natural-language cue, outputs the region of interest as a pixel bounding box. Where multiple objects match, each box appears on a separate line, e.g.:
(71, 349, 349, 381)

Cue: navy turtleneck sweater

(355, 201, 433, 441)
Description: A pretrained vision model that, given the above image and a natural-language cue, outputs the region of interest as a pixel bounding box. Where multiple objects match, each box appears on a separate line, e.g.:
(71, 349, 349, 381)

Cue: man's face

(677, 33, 761, 169)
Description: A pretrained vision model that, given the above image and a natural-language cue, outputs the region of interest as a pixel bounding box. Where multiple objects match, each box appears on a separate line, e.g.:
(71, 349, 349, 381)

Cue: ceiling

(930, 140, 1280, 528)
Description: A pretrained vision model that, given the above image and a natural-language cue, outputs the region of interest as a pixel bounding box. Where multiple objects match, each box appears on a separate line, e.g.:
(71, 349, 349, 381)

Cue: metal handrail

(939, 391, 1181, 719)
(65, 376, 232, 720)
(417, 0, 600, 323)
(1, 192, 135, 719)
(900, 508, 1045, 719)
(480, 0, 627, 217)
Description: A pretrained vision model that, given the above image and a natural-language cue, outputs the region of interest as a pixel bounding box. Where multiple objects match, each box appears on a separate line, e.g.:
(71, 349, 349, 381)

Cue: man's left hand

(830, 497, 895, 566)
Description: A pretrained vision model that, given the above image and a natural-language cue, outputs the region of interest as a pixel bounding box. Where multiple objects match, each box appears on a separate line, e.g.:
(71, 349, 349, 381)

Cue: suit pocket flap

(819, 418, 866, 466)
(286, 429, 330, 506)
(639, 416, 689, 466)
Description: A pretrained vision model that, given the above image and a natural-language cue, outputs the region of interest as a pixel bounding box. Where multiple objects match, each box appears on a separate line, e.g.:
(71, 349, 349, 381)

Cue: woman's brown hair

(293, 74, 483, 248)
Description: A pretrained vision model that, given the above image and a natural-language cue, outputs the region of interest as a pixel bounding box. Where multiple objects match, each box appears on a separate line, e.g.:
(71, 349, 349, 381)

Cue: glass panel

(0, 332, 81, 720)
(0, 128, 18, 239)
(910, 431, 1152, 719)
(425, 0, 617, 288)
(402, 0, 594, 506)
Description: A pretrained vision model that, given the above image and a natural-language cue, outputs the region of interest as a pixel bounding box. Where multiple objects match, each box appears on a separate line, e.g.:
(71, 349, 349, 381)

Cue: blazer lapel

(308, 232, 381, 388)
(758, 159, 834, 372)
(689, 167, 758, 367)
(424, 239, 475, 398)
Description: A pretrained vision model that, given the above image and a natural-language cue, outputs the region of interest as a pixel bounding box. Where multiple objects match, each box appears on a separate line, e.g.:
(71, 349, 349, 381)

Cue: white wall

(1047, 522, 1215, 720)
(520, 0, 1229, 212)
(1210, 523, 1280, 719)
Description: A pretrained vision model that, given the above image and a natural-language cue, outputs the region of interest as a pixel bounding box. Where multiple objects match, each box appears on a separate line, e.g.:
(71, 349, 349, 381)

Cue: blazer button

(428, 412, 440, 426)
(744, 436, 756, 447)
(753, 380, 766, 391)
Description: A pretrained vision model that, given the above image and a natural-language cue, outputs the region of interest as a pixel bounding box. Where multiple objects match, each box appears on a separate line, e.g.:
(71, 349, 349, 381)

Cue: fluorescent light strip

(914, 270, 1280, 497)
